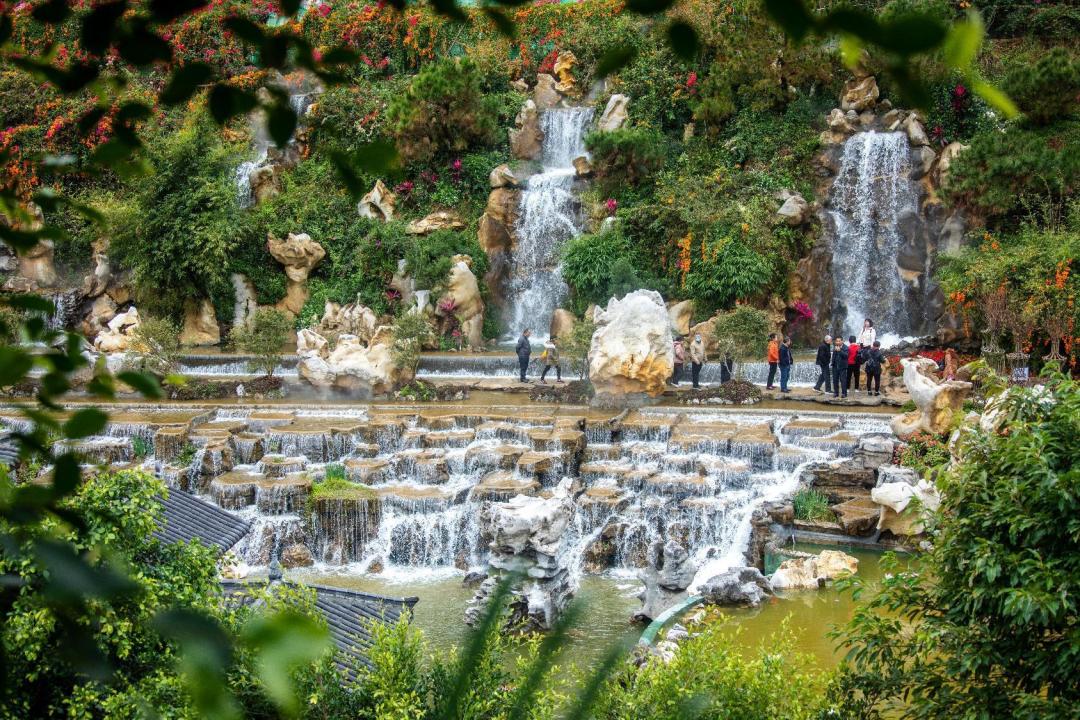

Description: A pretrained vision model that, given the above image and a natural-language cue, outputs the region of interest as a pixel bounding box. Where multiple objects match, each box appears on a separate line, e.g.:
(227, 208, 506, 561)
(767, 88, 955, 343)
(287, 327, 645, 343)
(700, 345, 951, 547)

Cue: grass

(309, 474, 378, 502)
(792, 488, 836, 523)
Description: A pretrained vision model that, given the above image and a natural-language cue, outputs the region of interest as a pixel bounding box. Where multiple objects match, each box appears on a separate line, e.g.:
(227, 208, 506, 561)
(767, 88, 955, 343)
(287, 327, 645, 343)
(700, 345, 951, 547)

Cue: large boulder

(93, 306, 141, 352)
(776, 190, 811, 226)
(297, 326, 413, 397)
(533, 73, 561, 110)
(81, 294, 117, 338)
(588, 290, 674, 406)
(489, 164, 520, 189)
(406, 211, 465, 235)
(18, 239, 59, 289)
(597, 94, 630, 132)
(902, 113, 929, 147)
(935, 141, 968, 187)
(180, 297, 221, 346)
(890, 357, 972, 440)
(667, 300, 694, 336)
(550, 308, 576, 340)
(268, 232, 326, 317)
(871, 473, 940, 536)
(357, 179, 396, 221)
(770, 550, 858, 590)
(841, 76, 879, 112)
(509, 99, 543, 160)
(314, 300, 378, 343)
(436, 255, 485, 349)
(249, 164, 282, 204)
(699, 566, 774, 607)
(553, 51, 578, 95)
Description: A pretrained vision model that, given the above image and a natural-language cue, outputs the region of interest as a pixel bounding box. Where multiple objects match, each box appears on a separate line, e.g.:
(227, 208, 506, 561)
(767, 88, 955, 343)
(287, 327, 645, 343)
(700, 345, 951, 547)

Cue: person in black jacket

(863, 340, 886, 396)
(515, 329, 532, 383)
(813, 335, 832, 393)
(831, 335, 849, 398)
(778, 337, 794, 393)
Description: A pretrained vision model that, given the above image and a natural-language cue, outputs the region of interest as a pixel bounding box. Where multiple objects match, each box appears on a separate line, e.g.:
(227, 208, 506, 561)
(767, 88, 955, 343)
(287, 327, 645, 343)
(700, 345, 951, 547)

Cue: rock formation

(180, 297, 221, 346)
(597, 94, 630, 132)
(871, 469, 940, 536)
(890, 357, 972, 440)
(489, 164, 520, 188)
(840, 76, 879, 112)
(588, 290, 674, 406)
(533, 73, 561, 110)
(435, 255, 485, 349)
(17, 239, 59, 289)
(296, 326, 412, 397)
(667, 300, 694, 336)
(465, 481, 575, 631)
(268, 232, 325, 317)
(699, 566, 774, 607)
(635, 539, 698, 621)
(314, 300, 378, 343)
(549, 308, 576, 340)
(389, 259, 415, 308)
(769, 549, 858, 590)
(406, 211, 465, 235)
(93, 306, 141, 352)
(509, 99, 543, 160)
(553, 51, 577, 95)
(775, 190, 811, 226)
(357, 179, 396, 221)
(477, 187, 520, 306)
(231, 273, 258, 328)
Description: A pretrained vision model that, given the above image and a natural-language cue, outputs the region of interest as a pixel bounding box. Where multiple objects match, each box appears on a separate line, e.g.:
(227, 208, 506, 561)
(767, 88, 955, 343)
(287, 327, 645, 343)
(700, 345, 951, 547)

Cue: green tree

(390, 312, 436, 377)
(230, 308, 292, 377)
(713, 305, 771, 359)
(124, 315, 182, 378)
(826, 376, 1080, 719)
(1002, 48, 1080, 127)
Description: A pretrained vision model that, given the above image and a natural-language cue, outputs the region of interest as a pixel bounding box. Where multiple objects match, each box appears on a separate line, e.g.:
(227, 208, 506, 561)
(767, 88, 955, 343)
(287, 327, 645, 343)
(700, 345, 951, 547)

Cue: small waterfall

(234, 90, 318, 208)
(505, 107, 594, 339)
(827, 131, 919, 339)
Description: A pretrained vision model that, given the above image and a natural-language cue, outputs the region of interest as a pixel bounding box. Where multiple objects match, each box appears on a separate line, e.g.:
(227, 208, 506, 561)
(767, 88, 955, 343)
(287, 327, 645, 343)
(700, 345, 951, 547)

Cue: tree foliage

(229, 308, 292, 378)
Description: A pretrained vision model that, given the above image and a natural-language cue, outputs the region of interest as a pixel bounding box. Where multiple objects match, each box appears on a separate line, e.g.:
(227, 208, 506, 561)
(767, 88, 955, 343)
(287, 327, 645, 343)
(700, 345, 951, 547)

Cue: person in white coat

(857, 318, 876, 348)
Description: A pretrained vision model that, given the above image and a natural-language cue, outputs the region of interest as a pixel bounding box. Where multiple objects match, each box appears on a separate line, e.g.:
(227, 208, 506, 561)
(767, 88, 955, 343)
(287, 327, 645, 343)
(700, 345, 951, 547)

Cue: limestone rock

(436, 255, 485, 349)
(297, 326, 413, 397)
(314, 300, 378, 343)
(533, 73, 561, 110)
(776, 190, 811, 226)
(180, 297, 221, 346)
(935, 141, 968, 187)
(18, 240, 59, 288)
(667, 300, 694, 336)
(700, 566, 774, 607)
(231, 273, 258, 328)
(389, 259, 415, 308)
(249, 164, 282, 204)
(357, 179, 396, 221)
(510, 99, 543, 160)
(588, 290, 675, 405)
(82, 294, 117, 338)
(489, 164, 520, 188)
(841, 76, 879, 112)
(296, 327, 329, 358)
(872, 475, 940, 536)
(573, 156, 592, 177)
(549, 308, 576, 340)
(553, 51, 577, 95)
(82, 248, 111, 298)
(511, 78, 528, 93)
(656, 540, 697, 591)
(770, 550, 858, 590)
(911, 145, 937, 180)
(93, 306, 141, 352)
(597, 94, 630, 132)
(890, 358, 972, 440)
(280, 543, 314, 569)
(406, 211, 465, 235)
(268, 232, 325, 317)
(827, 107, 855, 135)
(903, 114, 929, 147)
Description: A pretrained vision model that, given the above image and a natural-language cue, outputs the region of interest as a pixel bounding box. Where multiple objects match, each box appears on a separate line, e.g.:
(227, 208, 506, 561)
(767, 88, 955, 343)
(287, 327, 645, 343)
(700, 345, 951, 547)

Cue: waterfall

(827, 131, 919, 339)
(234, 90, 318, 208)
(505, 107, 594, 339)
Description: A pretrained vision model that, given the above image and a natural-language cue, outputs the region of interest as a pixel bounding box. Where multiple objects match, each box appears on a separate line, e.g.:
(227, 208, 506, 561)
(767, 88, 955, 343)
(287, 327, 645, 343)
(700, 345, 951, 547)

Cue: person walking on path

(831, 336, 849, 398)
(778, 336, 794, 393)
(814, 334, 833, 393)
(846, 334, 861, 394)
(719, 352, 734, 384)
(539, 335, 563, 384)
(516, 329, 532, 383)
(863, 340, 885, 396)
(857, 318, 876, 348)
(765, 333, 780, 389)
(671, 336, 686, 385)
(689, 333, 707, 389)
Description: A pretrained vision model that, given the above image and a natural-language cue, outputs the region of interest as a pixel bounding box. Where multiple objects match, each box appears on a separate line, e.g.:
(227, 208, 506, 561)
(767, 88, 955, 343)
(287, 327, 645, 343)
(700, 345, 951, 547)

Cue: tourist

(720, 352, 735, 384)
(778, 336, 793, 393)
(539, 335, 562, 384)
(516, 328, 532, 383)
(864, 340, 885, 396)
(765, 333, 779, 389)
(831, 335, 849, 398)
(943, 348, 958, 381)
(857, 318, 876, 348)
(689, 333, 707, 389)
(671, 336, 685, 385)
(846, 334, 861, 394)
(814, 334, 833, 394)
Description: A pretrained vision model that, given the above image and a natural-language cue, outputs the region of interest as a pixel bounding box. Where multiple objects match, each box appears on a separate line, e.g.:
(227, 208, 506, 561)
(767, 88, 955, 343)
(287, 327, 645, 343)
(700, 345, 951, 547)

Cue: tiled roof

(153, 488, 251, 552)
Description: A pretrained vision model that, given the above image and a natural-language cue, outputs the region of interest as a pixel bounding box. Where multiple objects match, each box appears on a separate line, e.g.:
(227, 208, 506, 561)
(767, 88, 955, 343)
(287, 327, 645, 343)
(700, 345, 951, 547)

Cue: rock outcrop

(549, 308, 576, 340)
(841, 76, 879, 112)
(770, 550, 858, 590)
(17, 239, 59, 289)
(533, 73, 561, 110)
(597, 94, 630, 132)
(588, 290, 674, 406)
(180, 297, 221, 346)
(699, 566, 774, 607)
(890, 357, 972, 440)
(93, 306, 141, 352)
(268, 232, 325, 317)
(871, 472, 940, 536)
(635, 540, 697, 621)
(435, 255, 485, 349)
(509, 99, 543, 160)
(357, 179, 396, 221)
(314, 300, 378, 343)
(775, 190, 811, 226)
(406, 211, 465, 235)
(553, 51, 578, 95)
(667, 300, 694, 336)
(296, 326, 412, 397)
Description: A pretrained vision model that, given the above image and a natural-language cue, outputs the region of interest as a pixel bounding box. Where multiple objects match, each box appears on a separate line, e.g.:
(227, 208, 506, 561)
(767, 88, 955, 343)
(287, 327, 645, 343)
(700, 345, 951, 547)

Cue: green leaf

(51, 452, 81, 495)
(266, 102, 297, 149)
(154, 609, 240, 720)
(823, 8, 881, 45)
(260, 34, 289, 69)
(972, 78, 1018, 119)
(330, 142, 400, 198)
(208, 84, 257, 125)
(223, 16, 265, 44)
(878, 15, 947, 55)
(2, 293, 56, 314)
(117, 371, 165, 399)
(943, 12, 983, 71)
(595, 46, 637, 78)
(666, 21, 699, 61)
(763, 0, 815, 42)
(62, 408, 108, 440)
(0, 347, 33, 387)
(89, 139, 137, 167)
(839, 35, 864, 71)
(80, 1, 127, 55)
(279, 0, 302, 15)
(430, 0, 467, 22)
(318, 46, 359, 65)
(483, 8, 517, 39)
(34, 539, 138, 601)
(0, 14, 13, 45)
(117, 23, 173, 66)
(242, 612, 331, 714)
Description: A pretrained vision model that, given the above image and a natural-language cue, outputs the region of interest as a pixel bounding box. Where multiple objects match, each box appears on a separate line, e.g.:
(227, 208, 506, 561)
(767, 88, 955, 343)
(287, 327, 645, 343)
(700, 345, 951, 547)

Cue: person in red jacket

(766, 333, 780, 389)
(846, 334, 861, 393)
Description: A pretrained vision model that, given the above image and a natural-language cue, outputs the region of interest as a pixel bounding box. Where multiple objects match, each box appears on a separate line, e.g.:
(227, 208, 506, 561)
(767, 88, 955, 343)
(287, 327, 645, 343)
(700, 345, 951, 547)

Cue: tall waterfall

(505, 107, 594, 339)
(827, 131, 919, 339)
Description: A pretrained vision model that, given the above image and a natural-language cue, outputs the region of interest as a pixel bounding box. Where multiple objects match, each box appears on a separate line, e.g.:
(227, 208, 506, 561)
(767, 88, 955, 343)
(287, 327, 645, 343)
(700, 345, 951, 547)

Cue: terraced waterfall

(2, 404, 892, 628)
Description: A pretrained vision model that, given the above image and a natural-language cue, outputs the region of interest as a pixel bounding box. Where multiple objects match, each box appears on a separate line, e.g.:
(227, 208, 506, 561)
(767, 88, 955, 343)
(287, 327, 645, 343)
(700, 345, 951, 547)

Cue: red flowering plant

(790, 301, 813, 323)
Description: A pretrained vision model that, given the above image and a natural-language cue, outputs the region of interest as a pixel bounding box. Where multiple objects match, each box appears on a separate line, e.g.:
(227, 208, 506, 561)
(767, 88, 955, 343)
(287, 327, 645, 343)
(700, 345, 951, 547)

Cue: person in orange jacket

(766, 333, 780, 389)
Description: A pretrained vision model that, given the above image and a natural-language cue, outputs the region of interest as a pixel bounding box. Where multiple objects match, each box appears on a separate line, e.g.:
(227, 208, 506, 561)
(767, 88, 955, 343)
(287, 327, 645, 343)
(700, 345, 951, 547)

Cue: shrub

(562, 229, 668, 312)
(1002, 48, 1080, 127)
(792, 488, 835, 523)
(585, 127, 668, 192)
(390, 312, 435, 376)
(712, 306, 771, 360)
(897, 431, 951, 478)
(404, 229, 489, 292)
(682, 235, 773, 315)
(229, 308, 291, 377)
(385, 57, 499, 164)
(558, 317, 596, 381)
(124, 316, 182, 378)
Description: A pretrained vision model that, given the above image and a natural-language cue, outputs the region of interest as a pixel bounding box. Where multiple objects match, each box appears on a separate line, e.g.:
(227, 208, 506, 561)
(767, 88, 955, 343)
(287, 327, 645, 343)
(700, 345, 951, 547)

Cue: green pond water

(292, 545, 896, 670)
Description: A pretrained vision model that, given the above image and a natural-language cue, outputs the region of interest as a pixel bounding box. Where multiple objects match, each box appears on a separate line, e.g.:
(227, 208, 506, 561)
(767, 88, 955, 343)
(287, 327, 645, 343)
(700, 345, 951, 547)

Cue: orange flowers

(677, 233, 693, 288)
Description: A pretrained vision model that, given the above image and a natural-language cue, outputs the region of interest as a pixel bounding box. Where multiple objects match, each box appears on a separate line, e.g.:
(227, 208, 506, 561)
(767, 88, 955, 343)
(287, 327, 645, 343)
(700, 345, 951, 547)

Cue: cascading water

(234, 90, 318, 208)
(827, 131, 920, 339)
(505, 107, 594, 339)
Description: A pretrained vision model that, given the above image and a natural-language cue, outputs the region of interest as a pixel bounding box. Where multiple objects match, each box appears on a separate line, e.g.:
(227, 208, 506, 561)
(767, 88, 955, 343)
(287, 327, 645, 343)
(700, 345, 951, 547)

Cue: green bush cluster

(792, 488, 836, 523)
(585, 127, 669, 193)
(1002, 48, 1080, 127)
